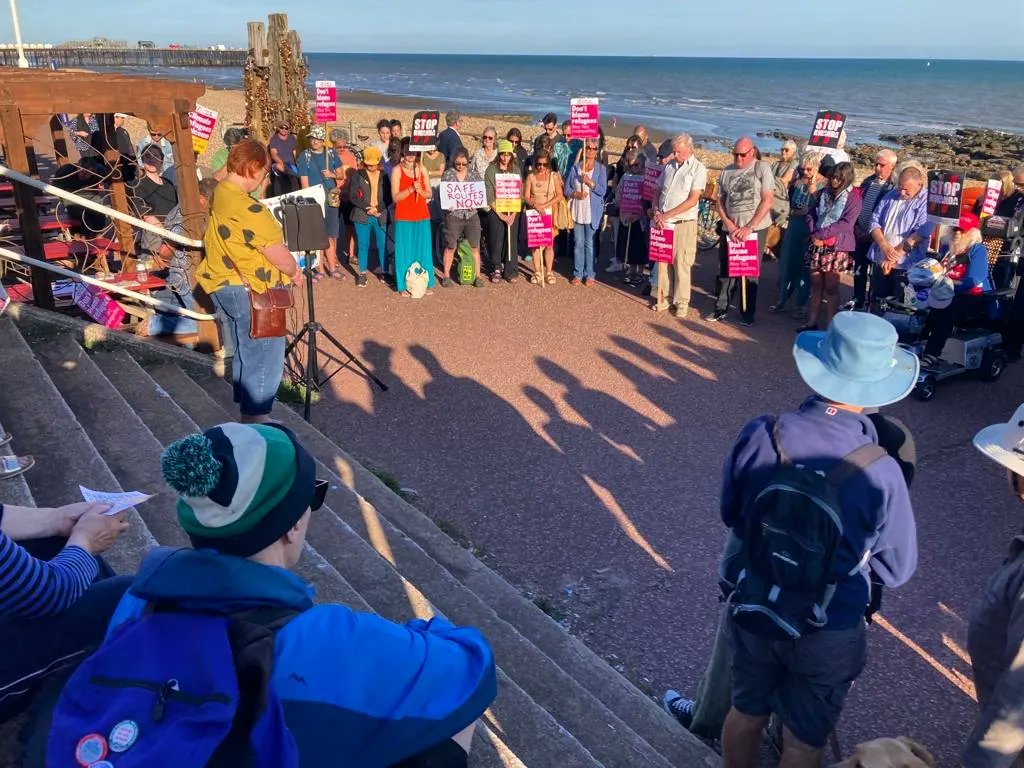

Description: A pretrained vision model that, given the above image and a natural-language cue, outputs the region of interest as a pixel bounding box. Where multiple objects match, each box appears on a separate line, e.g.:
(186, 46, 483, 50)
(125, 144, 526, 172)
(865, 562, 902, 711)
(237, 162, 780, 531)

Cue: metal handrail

(0, 164, 204, 248)
(0, 246, 216, 320)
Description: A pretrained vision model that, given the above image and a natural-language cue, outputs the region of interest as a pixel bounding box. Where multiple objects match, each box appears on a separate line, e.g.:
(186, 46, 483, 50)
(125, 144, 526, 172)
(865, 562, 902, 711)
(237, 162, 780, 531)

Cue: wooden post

(95, 113, 136, 266)
(0, 103, 52, 309)
(267, 14, 288, 127)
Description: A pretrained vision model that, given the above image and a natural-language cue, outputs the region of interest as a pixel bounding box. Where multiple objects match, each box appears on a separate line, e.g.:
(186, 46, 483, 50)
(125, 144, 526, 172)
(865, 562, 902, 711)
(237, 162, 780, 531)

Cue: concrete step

(0, 417, 35, 507)
(147, 363, 604, 768)
(196, 372, 718, 768)
(0, 319, 155, 573)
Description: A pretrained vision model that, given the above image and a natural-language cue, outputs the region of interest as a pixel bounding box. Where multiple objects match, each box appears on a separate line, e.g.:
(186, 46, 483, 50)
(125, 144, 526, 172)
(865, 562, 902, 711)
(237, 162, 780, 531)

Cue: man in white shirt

(652, 134, 707, 317)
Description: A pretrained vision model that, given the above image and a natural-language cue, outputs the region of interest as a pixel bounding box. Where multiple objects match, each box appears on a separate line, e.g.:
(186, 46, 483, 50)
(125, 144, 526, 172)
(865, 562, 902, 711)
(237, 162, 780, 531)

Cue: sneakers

(704, 309, 727, 322)
(661, 690, 695, 729)
(739, 317, 754, 327)
(651, 301, 670, 312)
(841, 299, 864, 311)
(356, 273, 368, 288)
(606, 259, 624, 273)
(440, 277, 453, 288)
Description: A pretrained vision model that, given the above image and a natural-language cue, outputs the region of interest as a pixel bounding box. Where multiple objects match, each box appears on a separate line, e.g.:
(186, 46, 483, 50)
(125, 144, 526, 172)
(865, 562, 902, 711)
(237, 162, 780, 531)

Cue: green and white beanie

(161, 422, 316, 557)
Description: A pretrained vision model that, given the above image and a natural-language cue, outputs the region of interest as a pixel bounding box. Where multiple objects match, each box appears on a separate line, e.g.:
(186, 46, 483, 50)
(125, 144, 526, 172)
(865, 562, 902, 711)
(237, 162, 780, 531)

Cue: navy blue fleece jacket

(721, 397, 918, 629)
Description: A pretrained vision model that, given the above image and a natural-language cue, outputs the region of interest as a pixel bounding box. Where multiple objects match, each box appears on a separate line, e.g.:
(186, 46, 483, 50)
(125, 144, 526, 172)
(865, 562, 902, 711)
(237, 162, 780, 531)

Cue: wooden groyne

(0, 48, 245, 68)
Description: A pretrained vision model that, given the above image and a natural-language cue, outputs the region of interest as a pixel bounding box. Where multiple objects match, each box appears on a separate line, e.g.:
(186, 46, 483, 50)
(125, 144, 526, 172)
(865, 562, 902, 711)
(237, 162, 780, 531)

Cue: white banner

(440, 180, 486, 211)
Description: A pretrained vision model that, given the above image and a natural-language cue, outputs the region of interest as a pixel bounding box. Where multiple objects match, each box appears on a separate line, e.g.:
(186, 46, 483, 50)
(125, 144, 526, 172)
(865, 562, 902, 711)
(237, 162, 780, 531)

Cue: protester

(330, 128, 360, 264)
(134, 124, 174, 181)
(0, 499, 130, 721)
(484, 139, 521, 282)
(389, 118, 403, 140)
(867, 165, 932, 305)
(69, 112, 99, 159)
(831, 130, 852, 163)
(561, 121, 582, 181)
(633, 125, 658, 163)
(524, 148, 563, 285)
(90, 113, 135, 183)
(471, 126, 499, 178)
(266, 121, 299, 197)
(541, 113, 570, 179)
(847, 149, 899, 310)
(614, 149, 648, 284)
(506, 127, 529, 168)
(706, 137, 774, 325)
(144, 178, 218, 339)
(392, 138, 435, 296)
(349, 146, 391, 287)
(197, 140, 300, 422)
(38, 423, 497, 766)
(998, 166, 1024, 361)
(963, 405, 1024, 767)
(651, 133, 707, 316)
(565, 139, 607, 286)
(438, 111, 465, 169)
(718, 311, 918, 768)
(212, 126, 248, 182)
(919, 212, 993, 369)
(994, 165, 1024, 217)
(130, 145, 178, 258)
(439, 147, 485, 288)
(800, 161, 861, 331)
(298, 126, 346, 282)
(769, 152, 823, 318)
(372, 118, 391, 155)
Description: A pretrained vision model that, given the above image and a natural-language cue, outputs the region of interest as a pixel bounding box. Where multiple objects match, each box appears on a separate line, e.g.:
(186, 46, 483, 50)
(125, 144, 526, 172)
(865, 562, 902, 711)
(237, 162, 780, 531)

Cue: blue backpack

(46, 605, 299, 768)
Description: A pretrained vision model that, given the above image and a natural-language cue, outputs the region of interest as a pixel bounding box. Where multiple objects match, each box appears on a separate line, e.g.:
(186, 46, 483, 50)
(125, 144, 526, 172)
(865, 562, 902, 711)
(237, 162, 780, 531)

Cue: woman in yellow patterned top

(197, 139, 301, 423)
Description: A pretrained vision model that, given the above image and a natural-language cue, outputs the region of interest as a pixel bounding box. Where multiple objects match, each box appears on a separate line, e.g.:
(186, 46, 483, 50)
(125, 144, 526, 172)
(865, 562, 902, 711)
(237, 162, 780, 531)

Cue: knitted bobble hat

(161, 423, 316, 557)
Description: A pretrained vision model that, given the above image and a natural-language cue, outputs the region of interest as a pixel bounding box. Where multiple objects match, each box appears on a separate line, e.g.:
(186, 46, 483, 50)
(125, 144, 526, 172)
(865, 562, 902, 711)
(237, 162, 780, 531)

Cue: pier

(0, 47, 245, 68)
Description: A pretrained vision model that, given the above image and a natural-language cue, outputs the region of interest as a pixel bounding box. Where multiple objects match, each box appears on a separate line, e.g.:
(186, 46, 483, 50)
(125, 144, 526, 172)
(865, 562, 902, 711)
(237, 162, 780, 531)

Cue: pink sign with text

(526, 210, 553, 248)
(642, 161, 663, 201)
(618, 174, 644, 217)
(980, 178, 1002, 217)
(315, 80, 337, 123)
(648, 225, 674, 263)
(73, 283, 125, 329)
(569, 98, 600, 140)
(727, 235, 761, 277)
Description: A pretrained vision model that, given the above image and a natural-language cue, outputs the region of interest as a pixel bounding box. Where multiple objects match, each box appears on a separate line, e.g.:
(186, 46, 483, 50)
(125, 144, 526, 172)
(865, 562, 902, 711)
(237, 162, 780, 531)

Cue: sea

(100, 54, 1024, 150)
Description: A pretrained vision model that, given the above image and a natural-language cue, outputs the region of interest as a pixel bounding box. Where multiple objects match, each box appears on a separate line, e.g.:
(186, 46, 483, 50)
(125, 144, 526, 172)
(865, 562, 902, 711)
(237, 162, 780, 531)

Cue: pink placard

(648, 225, 674, 263)
(526, 210, 553, 248)
(315, 80, 337, 123)
(727, 235, 761, 277)
(618, 174, 644, 217)
(980, 178, 1002, 217)
(73, 283, 125, 329)
(569, 98, 600, 140)
(642, 161, 663, 201)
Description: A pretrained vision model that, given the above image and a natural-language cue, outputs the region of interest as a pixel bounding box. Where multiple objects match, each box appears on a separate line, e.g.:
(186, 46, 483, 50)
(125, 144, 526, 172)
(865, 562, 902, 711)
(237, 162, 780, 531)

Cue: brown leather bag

(224, 255, 294, 339)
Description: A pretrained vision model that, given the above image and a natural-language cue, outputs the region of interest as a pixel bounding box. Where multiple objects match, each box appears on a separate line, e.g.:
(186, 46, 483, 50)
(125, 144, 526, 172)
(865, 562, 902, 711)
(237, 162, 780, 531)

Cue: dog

(833, 737, 935, 768)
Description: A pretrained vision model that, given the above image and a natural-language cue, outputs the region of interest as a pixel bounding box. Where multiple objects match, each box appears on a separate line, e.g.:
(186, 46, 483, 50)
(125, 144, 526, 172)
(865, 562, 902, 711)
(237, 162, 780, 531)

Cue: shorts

(730, 621, 866, 749)
(444, 214, 481, 250)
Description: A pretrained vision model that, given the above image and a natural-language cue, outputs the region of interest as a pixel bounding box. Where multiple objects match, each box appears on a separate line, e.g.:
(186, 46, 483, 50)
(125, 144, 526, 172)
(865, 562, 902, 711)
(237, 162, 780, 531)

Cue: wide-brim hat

(793, 311, 919, 407)
(974, 404, 1024, 475)
(308, 126, 326, 141)
(926, 278, 955, 309)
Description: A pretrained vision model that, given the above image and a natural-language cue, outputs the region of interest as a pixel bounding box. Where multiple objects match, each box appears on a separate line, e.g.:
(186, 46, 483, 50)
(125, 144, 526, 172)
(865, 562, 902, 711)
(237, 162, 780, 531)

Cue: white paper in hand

(79, 485, 154, 516)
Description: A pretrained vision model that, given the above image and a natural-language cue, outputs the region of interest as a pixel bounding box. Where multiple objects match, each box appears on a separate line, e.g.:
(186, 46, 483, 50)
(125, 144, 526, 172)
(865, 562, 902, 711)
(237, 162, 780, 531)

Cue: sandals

(329, 268, 347, 281)
(312, 272, 326, 283)
(1, 454, 34, 480)
(505, 276, 519, 284)
(530, 274, 542, 285)
(545, 274, 556, 285)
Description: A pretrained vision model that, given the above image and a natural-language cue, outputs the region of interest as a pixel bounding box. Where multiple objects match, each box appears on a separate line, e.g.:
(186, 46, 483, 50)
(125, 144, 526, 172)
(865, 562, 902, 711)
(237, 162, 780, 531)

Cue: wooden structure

(0, 48, 245, 69)
(0, 69, 204, 311)
(244, 13, 308, 145)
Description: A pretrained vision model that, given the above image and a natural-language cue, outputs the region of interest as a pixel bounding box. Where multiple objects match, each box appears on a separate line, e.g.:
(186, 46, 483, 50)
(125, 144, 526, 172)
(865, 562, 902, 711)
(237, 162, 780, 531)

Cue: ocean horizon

(93, 53, 1024, 149)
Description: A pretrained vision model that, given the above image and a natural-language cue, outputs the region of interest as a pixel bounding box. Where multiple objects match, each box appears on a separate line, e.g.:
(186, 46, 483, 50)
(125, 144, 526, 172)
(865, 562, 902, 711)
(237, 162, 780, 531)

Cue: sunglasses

(733, 149, 752, 158)
(483, 136, 495, 141)
(149, 132, 163, 137)
(535, 162, 549, 167)
(312, 479, 329, 511)
(585, 146, 597, 151)
(454, 162, 468, 167)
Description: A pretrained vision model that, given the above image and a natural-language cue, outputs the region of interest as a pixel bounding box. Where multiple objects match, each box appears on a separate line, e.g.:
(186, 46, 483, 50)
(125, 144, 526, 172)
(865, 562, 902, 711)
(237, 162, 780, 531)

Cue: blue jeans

(211, 285, 285, 417)
(148, 287, 198, 337)
(355, 216, 387, 274)
(573, 222, 596, 280)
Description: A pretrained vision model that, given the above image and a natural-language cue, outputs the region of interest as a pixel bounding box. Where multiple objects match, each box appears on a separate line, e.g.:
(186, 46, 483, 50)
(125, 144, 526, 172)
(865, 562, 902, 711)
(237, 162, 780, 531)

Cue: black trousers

(1003, 269, 1024, 358)
(0, 537, 130, 722)
(485, 211, 519, 279)
(852, 237, 873, 306)
(714, 228, 767, 320)
(391, 738, 469, 767)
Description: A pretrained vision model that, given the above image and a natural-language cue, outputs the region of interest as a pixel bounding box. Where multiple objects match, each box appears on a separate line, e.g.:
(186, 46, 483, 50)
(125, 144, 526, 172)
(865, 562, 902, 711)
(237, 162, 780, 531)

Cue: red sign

(648, 225, 674, 263)
(642, 161, 663, 202)
(73, 283, 125, 328)
(314, 80, 337, 123)
(618, 174, 644, 217)
(980, 178, 1002, 217)
(569, 97, 600, 140)
(525, 210, 553, 248)
(727, 235, 761, 277)
(410, 110, 440, 152)
(926, 169, 965, 227)
(807, 109, 846, 151)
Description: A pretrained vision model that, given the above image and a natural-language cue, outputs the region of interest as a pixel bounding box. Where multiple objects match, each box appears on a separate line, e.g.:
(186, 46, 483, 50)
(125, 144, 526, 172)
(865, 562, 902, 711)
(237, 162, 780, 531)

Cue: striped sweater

(0, 505, 98, 618)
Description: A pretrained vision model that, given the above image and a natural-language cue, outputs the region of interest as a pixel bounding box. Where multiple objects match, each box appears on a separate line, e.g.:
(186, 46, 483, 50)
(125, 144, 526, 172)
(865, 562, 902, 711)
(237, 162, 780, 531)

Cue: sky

(1, 0, 1022, 60)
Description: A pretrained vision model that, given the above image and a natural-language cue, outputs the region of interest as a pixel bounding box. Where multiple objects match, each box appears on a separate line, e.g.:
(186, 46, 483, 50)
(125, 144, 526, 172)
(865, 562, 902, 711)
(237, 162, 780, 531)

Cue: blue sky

(2, 0, 1022, 60)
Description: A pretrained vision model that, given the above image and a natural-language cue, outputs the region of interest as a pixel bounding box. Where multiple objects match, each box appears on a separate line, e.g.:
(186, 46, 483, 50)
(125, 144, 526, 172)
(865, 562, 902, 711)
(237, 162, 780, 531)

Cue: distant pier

(0, 48, 245, 69)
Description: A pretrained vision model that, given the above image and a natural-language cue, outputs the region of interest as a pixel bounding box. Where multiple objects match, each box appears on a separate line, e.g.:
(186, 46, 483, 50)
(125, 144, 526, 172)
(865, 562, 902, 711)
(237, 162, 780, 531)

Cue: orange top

(394, 166, 430, 222)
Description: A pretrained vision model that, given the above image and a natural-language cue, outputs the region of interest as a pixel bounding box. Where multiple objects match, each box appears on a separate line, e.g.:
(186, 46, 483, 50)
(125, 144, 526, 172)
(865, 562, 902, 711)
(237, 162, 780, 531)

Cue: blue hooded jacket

(107, 548, 497, 767)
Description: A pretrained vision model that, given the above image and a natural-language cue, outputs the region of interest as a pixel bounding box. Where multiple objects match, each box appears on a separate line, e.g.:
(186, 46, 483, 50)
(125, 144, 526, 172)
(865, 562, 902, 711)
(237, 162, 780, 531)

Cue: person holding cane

(485, 139, 522, 283)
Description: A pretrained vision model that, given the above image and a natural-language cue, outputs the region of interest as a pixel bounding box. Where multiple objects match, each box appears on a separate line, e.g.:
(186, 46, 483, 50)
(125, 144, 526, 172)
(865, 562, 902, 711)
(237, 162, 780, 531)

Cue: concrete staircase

(0, 308, 720, 768)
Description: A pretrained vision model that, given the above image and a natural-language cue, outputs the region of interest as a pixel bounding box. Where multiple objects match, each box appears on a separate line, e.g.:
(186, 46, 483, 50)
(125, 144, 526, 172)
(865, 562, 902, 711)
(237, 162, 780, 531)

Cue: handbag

(549, 174, 574, 230)
(224, 254, 293, 339)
